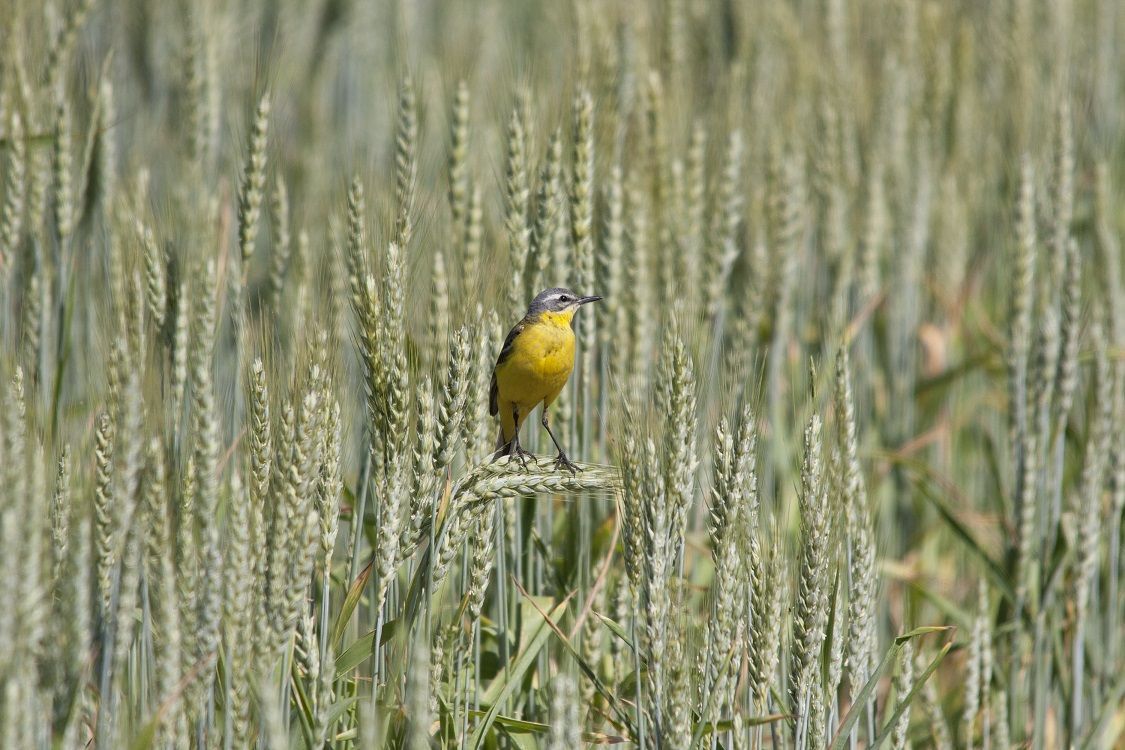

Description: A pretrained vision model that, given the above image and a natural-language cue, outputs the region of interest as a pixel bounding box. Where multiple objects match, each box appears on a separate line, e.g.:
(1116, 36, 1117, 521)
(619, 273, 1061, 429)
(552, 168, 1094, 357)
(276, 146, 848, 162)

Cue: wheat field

(0, 0, 1123, 748)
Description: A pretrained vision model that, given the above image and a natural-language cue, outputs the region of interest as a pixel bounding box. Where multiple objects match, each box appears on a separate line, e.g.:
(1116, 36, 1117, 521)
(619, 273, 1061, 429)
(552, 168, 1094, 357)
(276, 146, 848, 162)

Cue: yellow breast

(495, 317, 576, 409)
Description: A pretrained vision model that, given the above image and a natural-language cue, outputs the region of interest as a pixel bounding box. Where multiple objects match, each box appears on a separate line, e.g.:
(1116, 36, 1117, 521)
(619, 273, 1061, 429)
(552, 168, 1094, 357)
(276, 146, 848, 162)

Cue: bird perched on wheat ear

(490, 287, 602, 472)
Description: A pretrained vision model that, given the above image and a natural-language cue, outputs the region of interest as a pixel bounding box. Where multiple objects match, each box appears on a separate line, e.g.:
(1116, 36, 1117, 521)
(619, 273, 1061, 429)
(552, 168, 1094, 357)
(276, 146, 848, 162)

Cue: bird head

(527, 288, 602, 322)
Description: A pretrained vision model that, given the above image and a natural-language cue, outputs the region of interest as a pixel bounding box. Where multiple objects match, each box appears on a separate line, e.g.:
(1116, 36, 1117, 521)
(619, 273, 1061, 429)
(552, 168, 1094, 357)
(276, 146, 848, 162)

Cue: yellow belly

(495, 322, 575, 440)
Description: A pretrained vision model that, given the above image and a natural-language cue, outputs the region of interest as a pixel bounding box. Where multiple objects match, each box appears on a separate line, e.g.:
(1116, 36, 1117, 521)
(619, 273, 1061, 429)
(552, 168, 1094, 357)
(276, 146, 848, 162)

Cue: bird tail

(492, 428, 511, 461)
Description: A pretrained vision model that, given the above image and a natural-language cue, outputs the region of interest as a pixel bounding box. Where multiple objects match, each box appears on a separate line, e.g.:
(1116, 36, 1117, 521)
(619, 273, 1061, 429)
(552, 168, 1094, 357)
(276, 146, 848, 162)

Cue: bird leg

(508, 406, 535, 469)
(542, 410, 579, 474)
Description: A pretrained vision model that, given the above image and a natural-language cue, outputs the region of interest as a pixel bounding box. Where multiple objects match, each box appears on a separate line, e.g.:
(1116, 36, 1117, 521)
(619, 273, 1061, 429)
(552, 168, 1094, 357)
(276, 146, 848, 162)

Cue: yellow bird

(490, 287, 602, 472)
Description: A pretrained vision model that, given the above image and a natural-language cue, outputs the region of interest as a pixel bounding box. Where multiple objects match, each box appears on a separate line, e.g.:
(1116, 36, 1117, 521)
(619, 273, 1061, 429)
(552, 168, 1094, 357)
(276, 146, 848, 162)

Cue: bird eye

(559, 295, 571, 303)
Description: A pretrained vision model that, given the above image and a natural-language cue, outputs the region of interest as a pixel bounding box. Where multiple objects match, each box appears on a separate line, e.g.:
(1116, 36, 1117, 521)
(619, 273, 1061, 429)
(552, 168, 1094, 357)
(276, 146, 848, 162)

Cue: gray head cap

(527, 287, 576, 314)
(526, 288, 603, 315)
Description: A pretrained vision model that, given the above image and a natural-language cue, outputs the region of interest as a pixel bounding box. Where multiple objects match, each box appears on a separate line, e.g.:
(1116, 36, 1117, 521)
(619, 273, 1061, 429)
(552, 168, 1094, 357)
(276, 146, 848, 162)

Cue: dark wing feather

(489, 318, 527, 416)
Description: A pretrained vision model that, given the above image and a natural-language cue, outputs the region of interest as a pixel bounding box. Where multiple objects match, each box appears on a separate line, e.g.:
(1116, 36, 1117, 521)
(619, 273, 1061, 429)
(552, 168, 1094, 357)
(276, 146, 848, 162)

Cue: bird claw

(508, 443, 537, 470)
(554, 452, 580, 474)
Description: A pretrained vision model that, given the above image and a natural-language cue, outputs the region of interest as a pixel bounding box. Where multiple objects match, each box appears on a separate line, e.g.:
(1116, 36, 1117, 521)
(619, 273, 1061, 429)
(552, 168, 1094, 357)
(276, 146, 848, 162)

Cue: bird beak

(577, 295, 603, 305)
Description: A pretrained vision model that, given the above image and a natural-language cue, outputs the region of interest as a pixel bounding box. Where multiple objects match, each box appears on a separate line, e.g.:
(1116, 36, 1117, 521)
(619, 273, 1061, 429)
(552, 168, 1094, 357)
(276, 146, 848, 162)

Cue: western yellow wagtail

(490, 287, 602, 472)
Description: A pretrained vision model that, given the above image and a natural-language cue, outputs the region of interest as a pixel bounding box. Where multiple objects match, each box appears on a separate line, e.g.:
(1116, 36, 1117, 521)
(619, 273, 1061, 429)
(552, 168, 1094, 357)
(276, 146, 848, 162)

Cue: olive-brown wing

(489, 318, 527, 416)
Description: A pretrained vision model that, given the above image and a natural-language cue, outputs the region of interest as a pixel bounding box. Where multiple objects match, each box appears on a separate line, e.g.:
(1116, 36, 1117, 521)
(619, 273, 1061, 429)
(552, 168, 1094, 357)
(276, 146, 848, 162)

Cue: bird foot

(554, 452, 581, 474)
(508, 443, 537, 470)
